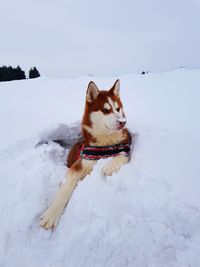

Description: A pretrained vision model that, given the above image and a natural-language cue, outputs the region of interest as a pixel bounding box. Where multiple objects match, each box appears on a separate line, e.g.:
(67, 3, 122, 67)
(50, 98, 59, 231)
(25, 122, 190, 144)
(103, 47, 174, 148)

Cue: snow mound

(0, 69, 200, 267)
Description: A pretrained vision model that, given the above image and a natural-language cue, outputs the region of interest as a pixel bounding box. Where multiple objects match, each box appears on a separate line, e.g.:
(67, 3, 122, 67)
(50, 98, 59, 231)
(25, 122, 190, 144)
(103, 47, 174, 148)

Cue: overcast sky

(1, 0, 200, 77)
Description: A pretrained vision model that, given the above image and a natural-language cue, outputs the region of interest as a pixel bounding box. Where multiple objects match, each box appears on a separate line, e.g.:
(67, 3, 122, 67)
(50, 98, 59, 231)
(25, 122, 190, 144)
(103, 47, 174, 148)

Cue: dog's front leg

(102, 155, 129, 176)
(40, 159, 95, 230)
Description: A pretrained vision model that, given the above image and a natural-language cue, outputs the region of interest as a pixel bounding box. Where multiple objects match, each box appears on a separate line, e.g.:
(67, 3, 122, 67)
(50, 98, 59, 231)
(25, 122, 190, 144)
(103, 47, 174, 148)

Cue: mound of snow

(0, 70, 200, 267)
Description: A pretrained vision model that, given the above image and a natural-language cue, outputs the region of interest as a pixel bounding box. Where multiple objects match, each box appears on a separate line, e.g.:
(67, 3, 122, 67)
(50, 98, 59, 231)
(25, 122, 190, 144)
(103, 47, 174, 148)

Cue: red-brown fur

(67, 142, 83, 168)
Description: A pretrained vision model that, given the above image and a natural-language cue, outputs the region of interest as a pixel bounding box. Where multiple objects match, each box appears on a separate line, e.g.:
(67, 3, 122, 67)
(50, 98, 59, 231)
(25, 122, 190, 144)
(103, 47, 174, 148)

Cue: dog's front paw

(40, 206, 61, 230)
(102, 161, 120, 176)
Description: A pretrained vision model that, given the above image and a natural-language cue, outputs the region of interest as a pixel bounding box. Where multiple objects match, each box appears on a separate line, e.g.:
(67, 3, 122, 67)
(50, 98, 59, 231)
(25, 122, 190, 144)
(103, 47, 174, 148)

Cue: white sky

(0, 0, 200, 77)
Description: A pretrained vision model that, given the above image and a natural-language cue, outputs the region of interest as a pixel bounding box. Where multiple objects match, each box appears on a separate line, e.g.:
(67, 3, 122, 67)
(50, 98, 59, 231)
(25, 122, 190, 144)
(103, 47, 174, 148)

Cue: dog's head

(83, 80, 126, 133)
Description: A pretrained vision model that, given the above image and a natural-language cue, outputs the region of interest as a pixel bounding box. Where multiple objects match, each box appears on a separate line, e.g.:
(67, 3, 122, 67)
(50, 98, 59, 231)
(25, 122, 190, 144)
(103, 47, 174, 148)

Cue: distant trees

(0, 65, 41, 82)
(29, 67, 40, 79)
(141, 71, 149, 75)
(0, 65, 26, 82)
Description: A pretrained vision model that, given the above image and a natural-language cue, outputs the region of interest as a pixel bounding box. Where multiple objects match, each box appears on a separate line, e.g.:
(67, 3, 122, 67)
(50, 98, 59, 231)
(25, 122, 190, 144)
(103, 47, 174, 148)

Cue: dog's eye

(102, 108, 110, 114)
(116, 107, 120, 112)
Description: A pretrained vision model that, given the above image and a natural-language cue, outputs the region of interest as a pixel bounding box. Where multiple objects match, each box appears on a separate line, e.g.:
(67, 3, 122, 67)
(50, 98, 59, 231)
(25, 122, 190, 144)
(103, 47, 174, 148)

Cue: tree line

(0, 66, 40, 82)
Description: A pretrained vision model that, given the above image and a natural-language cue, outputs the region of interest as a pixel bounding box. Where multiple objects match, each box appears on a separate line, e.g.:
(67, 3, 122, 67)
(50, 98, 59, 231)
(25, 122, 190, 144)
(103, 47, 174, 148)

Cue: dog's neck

(82, 124, 128, 146)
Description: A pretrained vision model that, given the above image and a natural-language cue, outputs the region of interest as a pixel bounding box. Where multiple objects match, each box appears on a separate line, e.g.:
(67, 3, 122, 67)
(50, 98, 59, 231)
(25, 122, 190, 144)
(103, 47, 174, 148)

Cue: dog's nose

(117, 120, 126, 129)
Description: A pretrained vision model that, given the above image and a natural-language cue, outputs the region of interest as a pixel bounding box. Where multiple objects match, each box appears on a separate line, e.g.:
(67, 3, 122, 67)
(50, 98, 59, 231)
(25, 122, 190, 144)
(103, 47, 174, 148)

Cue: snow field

(0, 69, 200, 267)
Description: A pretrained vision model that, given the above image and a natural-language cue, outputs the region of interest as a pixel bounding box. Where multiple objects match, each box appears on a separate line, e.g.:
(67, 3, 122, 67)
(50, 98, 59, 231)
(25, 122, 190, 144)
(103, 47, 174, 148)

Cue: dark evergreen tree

(0, 66, 12, 82)
(14, 66, 26, 80)
(29, 67, 40, 79)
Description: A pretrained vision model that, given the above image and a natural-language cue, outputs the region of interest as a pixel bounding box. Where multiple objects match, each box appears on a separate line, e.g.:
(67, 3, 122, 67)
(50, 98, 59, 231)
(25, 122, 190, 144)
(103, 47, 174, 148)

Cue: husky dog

(40, 80, 131, 229)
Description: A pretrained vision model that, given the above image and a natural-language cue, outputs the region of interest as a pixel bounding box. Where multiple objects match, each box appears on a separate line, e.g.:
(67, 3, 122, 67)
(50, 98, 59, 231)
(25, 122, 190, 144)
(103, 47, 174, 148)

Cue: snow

(0, 69, 200, 267)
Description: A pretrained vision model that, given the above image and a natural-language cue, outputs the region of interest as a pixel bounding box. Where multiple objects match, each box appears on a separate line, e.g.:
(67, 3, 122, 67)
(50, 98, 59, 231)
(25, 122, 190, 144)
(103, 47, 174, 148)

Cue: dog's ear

(86, 81, 99, 103)
(110, 79, 120, 97)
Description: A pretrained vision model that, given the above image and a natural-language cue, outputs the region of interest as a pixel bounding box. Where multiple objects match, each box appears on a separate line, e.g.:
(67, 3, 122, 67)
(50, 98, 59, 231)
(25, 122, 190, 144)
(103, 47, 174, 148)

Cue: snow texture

(0, 69, 200, 267)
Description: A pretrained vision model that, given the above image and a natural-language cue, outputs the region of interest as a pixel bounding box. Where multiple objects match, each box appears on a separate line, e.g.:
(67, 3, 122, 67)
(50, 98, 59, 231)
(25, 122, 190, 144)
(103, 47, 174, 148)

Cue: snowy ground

(0, 69, 200, 267)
